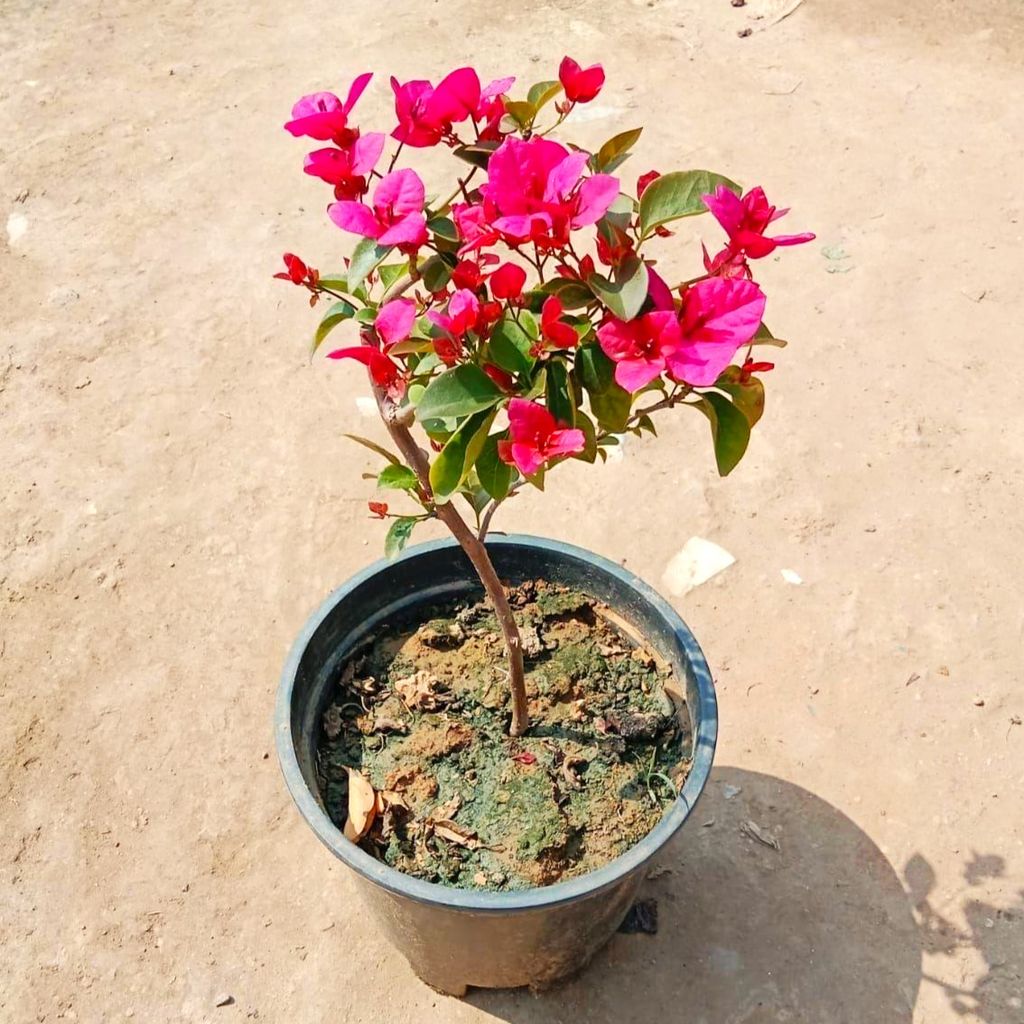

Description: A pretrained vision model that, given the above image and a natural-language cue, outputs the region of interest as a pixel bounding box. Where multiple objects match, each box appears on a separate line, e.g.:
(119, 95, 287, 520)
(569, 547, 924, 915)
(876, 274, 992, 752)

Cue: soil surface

(3, 1, 1024, 1022)
(318, 582, 689, 889)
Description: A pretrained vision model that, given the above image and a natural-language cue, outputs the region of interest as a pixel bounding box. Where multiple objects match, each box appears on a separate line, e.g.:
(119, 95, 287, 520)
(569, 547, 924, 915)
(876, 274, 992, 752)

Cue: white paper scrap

(662, 537, 735, 596)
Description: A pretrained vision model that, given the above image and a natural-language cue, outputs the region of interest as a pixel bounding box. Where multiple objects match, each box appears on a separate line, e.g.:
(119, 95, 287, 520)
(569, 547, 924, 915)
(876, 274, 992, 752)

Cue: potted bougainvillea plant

(274, 57, 812, 995)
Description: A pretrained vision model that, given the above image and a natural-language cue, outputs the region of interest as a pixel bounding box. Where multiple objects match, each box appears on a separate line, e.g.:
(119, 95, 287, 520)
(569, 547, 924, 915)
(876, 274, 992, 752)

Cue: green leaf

(545, 360, 575, 427)
(504, 99, 536, 127)
(632, 412, 658, 436)
(527, 79, 562, 109)
(419, 252, 456, 293)
(312, 299, 357, 355)
(593, 127, 643, 173)
(416, 365, 503, 422)
(575, 342, 617, 396)
(488, 316, 533, 375)
(317, 273, 349, 292)
(574, 409, 598, 463)
(752, 322, 788, 348)
(696, 392, 751, 476)
(342, 433, 400, 467)
(348, 238, 394, 293)
(589, 385, 632, 433)
(461, 483, 492, 516)
(454, 141, 499, 170)
(384, 516, 418, 559)
(377, 464, 419, 491)
(586, 254, 648, 321)
(377, 263, 407, 290)
(429, 410, 496, 502)
(638, 170, 741, 238)
(538, 278, 594, 310)
(715, 366, 765, 427)
(518, 309, 539, 340)
(476, 433, 515, 501)
(426, 216, 459, 243)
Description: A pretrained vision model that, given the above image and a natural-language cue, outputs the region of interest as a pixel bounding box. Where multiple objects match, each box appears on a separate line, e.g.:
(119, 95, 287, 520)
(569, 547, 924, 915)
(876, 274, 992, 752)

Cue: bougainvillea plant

(277, 59, 813, 736)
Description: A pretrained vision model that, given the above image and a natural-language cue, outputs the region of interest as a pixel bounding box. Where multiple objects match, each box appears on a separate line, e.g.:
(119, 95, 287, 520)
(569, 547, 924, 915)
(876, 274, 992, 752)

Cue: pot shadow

(468, 767, 922, 1024)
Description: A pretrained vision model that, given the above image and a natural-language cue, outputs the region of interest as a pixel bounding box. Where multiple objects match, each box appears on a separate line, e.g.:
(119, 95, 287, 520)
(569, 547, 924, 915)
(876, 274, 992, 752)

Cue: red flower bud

(739, 357, 774, 383)
(274, 252, 310, 284)
(636, 170, 661, 198)
(368, 501, 389, 519)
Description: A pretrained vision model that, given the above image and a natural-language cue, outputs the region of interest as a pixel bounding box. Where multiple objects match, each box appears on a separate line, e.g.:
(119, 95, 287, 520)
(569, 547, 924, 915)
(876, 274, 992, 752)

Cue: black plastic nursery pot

(275, 535, 718, 995)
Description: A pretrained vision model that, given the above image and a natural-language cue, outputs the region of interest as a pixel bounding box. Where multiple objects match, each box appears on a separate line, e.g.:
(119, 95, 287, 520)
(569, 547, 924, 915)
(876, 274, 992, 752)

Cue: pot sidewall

(275, 535, 718, 990)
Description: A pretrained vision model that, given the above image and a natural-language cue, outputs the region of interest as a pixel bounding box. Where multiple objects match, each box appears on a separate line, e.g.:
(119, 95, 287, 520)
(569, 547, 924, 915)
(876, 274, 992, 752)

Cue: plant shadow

(467, 766, 922, 1023)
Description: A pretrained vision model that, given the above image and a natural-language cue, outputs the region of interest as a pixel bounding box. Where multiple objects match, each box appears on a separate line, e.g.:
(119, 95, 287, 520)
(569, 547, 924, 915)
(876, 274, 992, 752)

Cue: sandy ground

(2, 0, 1024, 1020)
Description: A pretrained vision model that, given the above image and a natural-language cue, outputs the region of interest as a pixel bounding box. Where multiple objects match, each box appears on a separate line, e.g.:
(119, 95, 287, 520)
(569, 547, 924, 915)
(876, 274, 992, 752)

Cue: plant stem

(367, 278, 529, 735)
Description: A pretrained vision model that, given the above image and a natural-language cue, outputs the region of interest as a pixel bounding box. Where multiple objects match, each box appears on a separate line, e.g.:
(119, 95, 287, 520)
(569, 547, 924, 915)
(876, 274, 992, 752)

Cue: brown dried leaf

(394, 670, 452, 711)
(561, 756, 585, 791)
(343, 768, 377, 843)
(375, 789, 409, 815)
(430, 794, 462, 821)
(432, 820, 479, 848)
(740, 819, 780, 851)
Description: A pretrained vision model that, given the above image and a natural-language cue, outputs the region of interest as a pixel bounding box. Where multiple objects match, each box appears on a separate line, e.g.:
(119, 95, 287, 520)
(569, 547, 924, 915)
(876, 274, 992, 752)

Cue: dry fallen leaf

(375, 789, 409, 815)
(740, 819, 780, 850)
(431, 794, 462, 820)
(394, 670, 451, 711)
(432, 820, 479, 848)
(343, 768, 377, 843)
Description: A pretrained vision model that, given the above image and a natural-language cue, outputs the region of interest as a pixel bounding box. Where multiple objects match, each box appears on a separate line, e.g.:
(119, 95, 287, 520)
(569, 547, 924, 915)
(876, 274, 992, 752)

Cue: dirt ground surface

(2, 0, 1023, 1021)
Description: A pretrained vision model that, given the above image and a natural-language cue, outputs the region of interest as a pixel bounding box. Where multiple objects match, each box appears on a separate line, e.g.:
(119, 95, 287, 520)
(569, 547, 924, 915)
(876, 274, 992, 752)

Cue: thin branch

(478, 482, 523, 540)
(365, 279, 529, 735)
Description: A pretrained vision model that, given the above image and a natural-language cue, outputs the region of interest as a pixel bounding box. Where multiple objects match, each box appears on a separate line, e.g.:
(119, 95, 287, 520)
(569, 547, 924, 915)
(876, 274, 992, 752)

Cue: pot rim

(275, 534, 718, 913)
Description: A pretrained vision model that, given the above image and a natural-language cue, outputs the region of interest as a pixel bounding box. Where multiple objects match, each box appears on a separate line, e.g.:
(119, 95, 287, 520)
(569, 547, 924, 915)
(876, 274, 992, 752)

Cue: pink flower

(426, 289, 481, 363)
(375, 298, 416, 348)
(327, 345, 405, 400)
(489, 262, 526, 300)
(558, 57, 605, 104)
(303, 133, 386, 199)
(391, 68, 512, 147)
(665, 278, 767, 386)
(702, 242, 752, 280)
(497, 398, 585, 476)
(479, 137, 619, 248)
(538, 296, 578, 350)
(702, 185, 815, 260)
(476, 76, 516, 142)
(328, 168, 427, 248)
(597, 311, 682, 392)
(284, 73, 373, 141)
(452, 202, 500, 254)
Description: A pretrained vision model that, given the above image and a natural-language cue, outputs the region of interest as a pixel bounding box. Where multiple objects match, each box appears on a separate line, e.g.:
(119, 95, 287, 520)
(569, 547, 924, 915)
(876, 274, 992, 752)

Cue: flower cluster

(277, 59, 812, 553)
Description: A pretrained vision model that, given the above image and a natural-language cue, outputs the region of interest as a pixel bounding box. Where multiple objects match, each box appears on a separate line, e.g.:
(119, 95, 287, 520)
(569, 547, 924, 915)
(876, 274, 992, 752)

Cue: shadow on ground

(467, 767, 922, 1024)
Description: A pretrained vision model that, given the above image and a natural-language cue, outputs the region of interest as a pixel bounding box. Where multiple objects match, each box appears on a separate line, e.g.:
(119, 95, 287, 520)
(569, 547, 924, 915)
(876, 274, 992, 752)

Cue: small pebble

(214, 994, 234, 1007)
(974, 697, 985, 707)
(737, 27, 753, 37)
